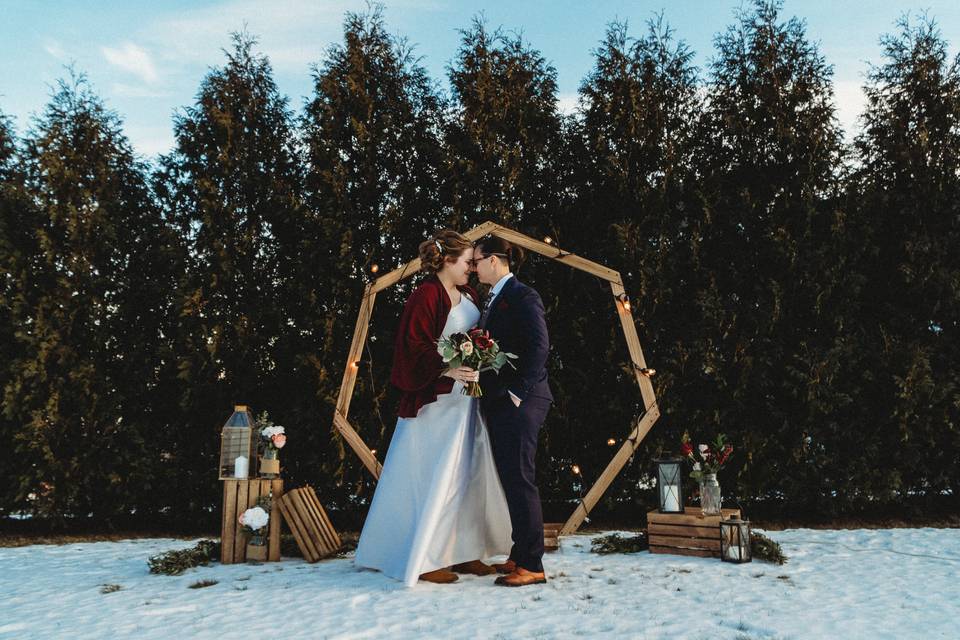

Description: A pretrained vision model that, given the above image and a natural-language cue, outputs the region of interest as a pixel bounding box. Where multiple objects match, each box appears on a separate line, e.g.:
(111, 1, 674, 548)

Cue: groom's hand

(443, 366, 479, 383)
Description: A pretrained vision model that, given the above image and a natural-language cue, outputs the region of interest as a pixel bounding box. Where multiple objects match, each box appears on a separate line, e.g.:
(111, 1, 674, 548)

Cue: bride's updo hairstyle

(419, 229, 472, 274)
(473, 235, 525, 270)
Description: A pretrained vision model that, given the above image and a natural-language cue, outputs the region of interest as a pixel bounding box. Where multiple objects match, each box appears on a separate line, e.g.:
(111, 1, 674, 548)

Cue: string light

(370, 263, 379, 274)
(617, 293, 631, 311)
(571, 464, 581, 475)
(607, 438, 616, 446)
(350, 361, 360, 370)
(544, 235, 553, 245)
(370, 449, 377, 456)
(638, 367, 656, 378)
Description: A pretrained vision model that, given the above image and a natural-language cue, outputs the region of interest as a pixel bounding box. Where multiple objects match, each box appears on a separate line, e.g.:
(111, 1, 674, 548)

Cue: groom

(472, 235, 553, 587)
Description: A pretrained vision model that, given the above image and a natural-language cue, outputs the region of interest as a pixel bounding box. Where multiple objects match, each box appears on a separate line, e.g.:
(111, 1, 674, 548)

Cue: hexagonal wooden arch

(332, 221, 661, 535)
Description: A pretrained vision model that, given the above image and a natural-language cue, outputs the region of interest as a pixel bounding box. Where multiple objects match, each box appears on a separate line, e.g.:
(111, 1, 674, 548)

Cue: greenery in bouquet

(680, 432, 733, 482)
(256, 411, 287, 458)
(437, 328, 517, 396)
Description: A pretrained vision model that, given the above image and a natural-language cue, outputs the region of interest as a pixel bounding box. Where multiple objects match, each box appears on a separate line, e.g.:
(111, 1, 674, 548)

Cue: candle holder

(219, 405, 256, 479)
(720, 514, 752, 563)
(654, 457, 684, 514)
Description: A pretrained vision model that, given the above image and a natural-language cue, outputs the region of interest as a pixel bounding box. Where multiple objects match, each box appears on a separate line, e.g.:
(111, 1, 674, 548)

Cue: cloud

(556, 92, 579, 116)
(44, 39, 67, 60)
(101, 42, 159, 84)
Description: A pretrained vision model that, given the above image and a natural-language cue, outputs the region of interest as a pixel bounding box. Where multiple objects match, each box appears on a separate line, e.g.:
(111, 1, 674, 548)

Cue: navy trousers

(483, 394, 551, 573)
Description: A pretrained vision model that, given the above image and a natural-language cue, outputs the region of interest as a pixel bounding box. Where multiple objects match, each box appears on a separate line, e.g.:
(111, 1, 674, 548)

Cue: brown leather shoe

(419, 568, 459, 584)
(494, 567, 547, 587)
(492, 559, 516, 574)
(451, 560, 496, 576)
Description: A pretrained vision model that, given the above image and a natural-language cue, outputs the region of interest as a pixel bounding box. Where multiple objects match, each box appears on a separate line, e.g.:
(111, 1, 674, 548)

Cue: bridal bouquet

(437, 328, 518, 397)
(680, 432, 733, 482)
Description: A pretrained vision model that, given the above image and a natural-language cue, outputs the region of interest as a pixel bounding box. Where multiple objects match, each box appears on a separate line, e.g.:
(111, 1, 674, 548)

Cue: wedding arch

(332, 221, 661, 535)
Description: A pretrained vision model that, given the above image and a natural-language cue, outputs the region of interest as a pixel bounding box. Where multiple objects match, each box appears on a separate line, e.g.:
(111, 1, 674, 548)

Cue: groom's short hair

(475, 235, 525, 270)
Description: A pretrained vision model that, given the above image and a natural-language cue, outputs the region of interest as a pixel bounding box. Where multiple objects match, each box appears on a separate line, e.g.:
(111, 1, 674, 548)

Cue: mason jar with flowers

(680, 432, 733, 516)
(239, 502, 270, 561)
(256, 413, 287, 478)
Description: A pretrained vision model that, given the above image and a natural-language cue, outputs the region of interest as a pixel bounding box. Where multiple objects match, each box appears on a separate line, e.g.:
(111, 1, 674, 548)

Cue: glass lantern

(219, 405, 256, 480)
(654, 457, 684, 514)
(720, 514, 752, 563)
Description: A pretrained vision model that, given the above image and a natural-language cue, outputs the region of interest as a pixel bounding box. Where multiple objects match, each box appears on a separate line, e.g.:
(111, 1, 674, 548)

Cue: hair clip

(434, 239, 443, 254)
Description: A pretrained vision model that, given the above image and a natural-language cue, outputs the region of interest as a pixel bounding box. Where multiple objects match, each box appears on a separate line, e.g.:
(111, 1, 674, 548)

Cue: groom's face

(472, 248, 497, 285)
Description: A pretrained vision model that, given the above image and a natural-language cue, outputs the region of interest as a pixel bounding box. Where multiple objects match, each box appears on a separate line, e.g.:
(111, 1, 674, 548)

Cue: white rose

(460, 341, 474, 356)
(241, 506, 269, 530)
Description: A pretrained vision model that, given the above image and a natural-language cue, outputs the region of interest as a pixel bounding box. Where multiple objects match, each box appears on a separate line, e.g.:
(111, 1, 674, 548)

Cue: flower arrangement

(680, 432, 733, 482)
(239, 500, 270, 546)
(437, 328, 518, 397)
(256, 412, 286, 459)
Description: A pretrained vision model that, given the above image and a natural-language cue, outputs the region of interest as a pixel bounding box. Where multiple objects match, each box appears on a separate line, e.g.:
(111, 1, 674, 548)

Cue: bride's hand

(443, 366, 479, 383)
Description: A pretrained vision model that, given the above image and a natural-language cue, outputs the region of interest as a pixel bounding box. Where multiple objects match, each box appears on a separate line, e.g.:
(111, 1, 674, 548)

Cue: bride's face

(441, 247, 474, 286)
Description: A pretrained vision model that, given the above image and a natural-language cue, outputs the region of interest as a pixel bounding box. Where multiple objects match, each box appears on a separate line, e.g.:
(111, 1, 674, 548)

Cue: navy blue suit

(479, 276, 552, 573)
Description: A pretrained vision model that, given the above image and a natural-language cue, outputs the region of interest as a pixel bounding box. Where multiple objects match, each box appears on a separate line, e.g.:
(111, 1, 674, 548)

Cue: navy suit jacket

(479, 276, 553, 404)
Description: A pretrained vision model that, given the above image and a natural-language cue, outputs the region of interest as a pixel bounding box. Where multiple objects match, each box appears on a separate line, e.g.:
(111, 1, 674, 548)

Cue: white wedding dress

(354, 295, 512, 587)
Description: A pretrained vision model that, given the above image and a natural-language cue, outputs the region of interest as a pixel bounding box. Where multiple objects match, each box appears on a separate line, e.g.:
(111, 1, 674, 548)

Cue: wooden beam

(560, 404, 661, 535)
(335, 284, 376, 417)
(610, 281, 657, 411)
(333, 412, 382, 479)
(488, 225, 622, 283)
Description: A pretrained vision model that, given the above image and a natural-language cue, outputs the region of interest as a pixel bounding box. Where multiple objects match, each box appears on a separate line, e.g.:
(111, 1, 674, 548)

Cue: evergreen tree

(693, 0, 847, 508)
(4, 74, 175, 522)
(302, 7, 450, 496)
(552, 17, 702, 509)
(852, 15, 960, 503)
(157, 34, 303, 516)
(446, 17, 564, 233)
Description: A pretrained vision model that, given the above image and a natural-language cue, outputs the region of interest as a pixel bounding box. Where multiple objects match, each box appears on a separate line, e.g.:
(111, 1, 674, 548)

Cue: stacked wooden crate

(647, 506, 741, 558)
(221, 478, 284, 563)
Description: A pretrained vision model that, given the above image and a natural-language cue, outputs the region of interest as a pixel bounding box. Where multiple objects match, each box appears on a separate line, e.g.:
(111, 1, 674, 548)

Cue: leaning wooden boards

(647, 506, 741, 558)
(221, 478, 284, 563)
(278, 486, 341, 562)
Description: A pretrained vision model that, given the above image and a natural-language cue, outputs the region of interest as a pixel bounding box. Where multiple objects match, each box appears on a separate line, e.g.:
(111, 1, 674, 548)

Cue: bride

(354, 229, 512, 586)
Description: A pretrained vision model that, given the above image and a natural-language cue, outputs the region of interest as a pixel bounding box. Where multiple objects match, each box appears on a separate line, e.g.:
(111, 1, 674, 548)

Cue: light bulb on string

(607, 438, 616, 446)
(370, 263, 379, 274)
(617, 293, 631, 311)
(544, 236, 553, 245)
(571, 464, 581, 475)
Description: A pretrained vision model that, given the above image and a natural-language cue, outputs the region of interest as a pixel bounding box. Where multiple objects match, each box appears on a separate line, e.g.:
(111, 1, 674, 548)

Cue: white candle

(234, 456, 249, 478)
(663, 489, 680, 512)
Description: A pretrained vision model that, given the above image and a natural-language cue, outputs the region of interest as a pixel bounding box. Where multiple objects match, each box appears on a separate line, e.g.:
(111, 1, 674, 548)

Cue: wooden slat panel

(647, 507, 740, 526)
(221, 480, 238, 564)
(560, 406, 661, 535)
(649, 523, 721, 538)
(650, 545, 717, 559)
(487, 225, 621, 282)
(293, 488, 336, 558)
(649, 534, 721, 551)
(333, 412, 382, 479)
(268, 479, 283, 561)
(303, 487, 341, 551)
(278, 495, 315, 562)
(234, 480, 249, 563)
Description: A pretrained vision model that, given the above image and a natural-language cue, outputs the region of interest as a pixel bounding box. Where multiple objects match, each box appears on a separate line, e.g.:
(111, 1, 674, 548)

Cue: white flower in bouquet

(261, 425, 285, 439)
(239, 506, 269, 532)
(460, 341, 474, 356)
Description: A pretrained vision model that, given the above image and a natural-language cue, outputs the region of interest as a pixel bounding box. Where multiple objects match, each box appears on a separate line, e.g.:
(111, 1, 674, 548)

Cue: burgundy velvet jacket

(390, 275, 479, 418)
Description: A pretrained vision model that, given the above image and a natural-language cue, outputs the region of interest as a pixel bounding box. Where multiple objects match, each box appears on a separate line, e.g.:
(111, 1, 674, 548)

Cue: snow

(2, 528, 958, 639)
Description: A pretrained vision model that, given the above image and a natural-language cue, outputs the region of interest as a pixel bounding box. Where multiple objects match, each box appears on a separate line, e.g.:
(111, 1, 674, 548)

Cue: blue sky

(2, 0, 958, 158)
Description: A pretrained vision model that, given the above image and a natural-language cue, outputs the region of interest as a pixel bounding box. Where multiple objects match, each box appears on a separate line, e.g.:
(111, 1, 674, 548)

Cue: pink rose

(272, 434, 286, 449)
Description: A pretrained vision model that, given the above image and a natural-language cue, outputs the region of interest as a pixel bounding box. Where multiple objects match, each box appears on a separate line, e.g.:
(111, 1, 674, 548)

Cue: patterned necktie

(479, 291, 496, 328)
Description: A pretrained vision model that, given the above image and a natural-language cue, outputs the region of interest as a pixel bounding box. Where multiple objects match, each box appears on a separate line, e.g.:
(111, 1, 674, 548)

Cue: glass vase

(700, 473, 722, 516)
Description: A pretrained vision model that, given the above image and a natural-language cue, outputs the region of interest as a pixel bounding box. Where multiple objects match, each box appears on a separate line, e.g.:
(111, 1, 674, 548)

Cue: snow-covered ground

(1, 528, 957, 639)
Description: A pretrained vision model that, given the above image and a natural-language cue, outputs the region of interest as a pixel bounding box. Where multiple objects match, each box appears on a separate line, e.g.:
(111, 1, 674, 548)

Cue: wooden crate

(544, 522, 562, 552)
(221, 478, 284, 564)
(278, 486, 341, 562)
(647, 506, 741, 558)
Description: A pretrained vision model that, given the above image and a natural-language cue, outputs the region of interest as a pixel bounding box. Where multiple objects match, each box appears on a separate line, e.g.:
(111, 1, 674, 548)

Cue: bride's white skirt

(354, 382, 512, 587)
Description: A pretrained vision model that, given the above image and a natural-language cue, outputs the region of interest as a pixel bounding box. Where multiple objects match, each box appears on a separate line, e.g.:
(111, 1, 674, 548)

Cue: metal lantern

(654, 457, 684, 514)
(219, 405, 256, 480)
(720, 514, 752, 563)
